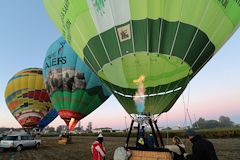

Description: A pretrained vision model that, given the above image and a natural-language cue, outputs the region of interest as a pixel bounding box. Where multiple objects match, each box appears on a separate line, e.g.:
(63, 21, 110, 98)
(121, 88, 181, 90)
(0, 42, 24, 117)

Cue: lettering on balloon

(65, 19, 72, 44)
(60, 0, 69, 29)
(60, 0, 72, 44)
(218, 0, 229, 8)
(235, 0, 240, 7)
(92, 0, 106, 15)
(45, 57, 67, 69)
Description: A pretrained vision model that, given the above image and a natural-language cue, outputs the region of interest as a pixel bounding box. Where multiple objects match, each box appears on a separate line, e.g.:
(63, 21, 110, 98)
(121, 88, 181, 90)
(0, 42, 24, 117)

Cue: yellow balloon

(5, 68, 52, 130)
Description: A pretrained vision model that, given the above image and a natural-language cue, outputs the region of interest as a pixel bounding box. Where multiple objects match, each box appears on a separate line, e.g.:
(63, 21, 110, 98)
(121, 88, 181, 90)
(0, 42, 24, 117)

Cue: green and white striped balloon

(43, 0, 240, 115)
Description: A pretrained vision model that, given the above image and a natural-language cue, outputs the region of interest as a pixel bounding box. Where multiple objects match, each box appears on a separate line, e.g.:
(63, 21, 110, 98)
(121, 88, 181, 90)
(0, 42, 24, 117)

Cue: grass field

(0, 136, 240, 160)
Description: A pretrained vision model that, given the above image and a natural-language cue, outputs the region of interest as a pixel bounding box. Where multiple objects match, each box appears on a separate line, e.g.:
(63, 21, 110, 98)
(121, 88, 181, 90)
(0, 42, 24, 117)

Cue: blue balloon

(37, 108, 58, 130)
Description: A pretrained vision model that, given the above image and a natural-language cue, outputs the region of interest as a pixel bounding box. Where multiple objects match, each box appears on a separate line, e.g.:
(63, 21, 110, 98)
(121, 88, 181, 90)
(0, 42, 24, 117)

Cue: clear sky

(0, 1, 239, 130)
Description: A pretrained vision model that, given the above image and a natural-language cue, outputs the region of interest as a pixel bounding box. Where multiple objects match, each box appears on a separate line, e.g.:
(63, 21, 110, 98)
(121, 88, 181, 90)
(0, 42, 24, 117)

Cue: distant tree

(192, 116, 235, 129)
(163, 127, 171, 131)
(205, 120, 220, 128)
(56, 125, 67, 133)
(193, 117, 206, 128)
(56, 126, 62, 133)
(218, 115, 234, 128)
(0, 128, 10, 133)
(75, 126, 83, 132)
(194, 119, 219, 129)
(48, 127, 55, 132)
(102, 130, 111, 133)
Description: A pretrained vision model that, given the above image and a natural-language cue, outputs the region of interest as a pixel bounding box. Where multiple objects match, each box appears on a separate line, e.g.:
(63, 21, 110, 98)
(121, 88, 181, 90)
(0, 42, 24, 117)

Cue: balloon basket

(58, 136, 72, 145)
(58, 137, 71, 145)
(126, 116, 164, 148)
(128, 148, 172, 160)
(124, 117, 172, 160)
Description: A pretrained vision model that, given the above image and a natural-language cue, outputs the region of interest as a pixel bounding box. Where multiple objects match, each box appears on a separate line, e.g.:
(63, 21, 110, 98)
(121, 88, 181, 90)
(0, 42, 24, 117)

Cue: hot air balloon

(43, 0, 240, 151)
(43, 0, 240, 114)
(43, 37, 111, 131)
(5, 68, 53, 132)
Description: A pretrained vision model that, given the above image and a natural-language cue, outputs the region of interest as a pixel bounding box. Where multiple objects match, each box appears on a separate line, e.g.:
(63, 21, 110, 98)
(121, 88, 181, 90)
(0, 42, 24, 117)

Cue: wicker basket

(129, 150, 173, 160)
(58, 137, 71, 145)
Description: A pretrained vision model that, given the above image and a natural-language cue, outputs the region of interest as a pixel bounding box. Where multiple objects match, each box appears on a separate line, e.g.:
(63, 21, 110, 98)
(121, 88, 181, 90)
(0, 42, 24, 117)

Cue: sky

(0, 1, 239, 130)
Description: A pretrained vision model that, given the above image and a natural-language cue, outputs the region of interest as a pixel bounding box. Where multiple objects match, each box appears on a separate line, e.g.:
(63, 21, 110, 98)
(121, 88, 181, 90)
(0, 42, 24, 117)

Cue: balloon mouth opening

(130, 113, 155, 124)
(19, 116, 41, 129)
(98, 53, 192, 89)
(58, 110, 84, 131)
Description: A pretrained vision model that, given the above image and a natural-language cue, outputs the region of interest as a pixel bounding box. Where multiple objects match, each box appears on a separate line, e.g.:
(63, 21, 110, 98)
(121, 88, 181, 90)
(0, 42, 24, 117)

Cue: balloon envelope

(5, 68, 53, 130)
(37, 108, 58, 130)
(44, 0, 240, 115)
(43, 37, 111, 130)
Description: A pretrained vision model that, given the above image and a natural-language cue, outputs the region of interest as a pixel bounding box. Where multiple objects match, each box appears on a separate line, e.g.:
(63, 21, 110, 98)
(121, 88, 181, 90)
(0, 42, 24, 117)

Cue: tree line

(193, 115, 236, 129)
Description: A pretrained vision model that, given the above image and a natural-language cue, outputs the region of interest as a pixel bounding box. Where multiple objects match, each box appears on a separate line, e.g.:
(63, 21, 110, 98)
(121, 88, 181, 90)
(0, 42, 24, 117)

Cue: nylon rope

(182, 89, 188, 128)
(166, 113, 169, 145)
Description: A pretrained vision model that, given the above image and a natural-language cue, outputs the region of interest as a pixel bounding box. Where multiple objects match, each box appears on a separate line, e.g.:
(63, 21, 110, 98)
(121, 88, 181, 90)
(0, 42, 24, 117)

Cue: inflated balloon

(44, 0, 240, 115)
(43, 37, 111, 131)
(5, 68, 53, 130)
(37, 108, 58, 130)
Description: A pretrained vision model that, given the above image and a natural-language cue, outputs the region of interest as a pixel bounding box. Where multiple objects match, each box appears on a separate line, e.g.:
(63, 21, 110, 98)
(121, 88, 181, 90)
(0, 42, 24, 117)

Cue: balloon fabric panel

(37, 108, 58, 130)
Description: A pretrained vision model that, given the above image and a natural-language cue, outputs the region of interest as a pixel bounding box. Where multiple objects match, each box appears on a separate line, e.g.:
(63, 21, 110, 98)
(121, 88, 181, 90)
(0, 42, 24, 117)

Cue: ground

(0, 136, 239, 160)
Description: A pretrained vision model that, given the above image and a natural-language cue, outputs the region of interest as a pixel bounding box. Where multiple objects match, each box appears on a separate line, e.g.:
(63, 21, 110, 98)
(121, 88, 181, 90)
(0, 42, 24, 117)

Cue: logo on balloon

(58, 41, 66, 54)
(218, 0, 229, 8)
(92, 0, 106, 15)
(235, 0, 240, 7)
(117, 24, 131, 42)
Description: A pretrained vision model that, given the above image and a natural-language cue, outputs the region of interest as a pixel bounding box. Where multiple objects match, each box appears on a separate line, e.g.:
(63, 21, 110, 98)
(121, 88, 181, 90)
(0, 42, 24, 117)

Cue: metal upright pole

(126, 119, 134, 147)
(154, 120, 164, 148)
(149, 119, 159, 148)
(125, 116, 128, 131)
(135, 123, 140, 147)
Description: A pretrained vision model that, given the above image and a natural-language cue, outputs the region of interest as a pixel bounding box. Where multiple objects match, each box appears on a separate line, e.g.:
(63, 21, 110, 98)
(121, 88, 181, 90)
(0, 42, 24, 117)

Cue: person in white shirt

(113, 146, 131, 160)
(165, 136, 186, 160)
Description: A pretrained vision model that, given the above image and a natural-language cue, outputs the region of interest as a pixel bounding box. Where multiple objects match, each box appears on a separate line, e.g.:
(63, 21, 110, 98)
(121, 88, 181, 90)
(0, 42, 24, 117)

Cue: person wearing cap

(91, 133, 106, 160)
(136, 126, 145, 148)
(184, 129, 218, 160)
(145, 133, 155, 148)
(165, 136, 186, 160)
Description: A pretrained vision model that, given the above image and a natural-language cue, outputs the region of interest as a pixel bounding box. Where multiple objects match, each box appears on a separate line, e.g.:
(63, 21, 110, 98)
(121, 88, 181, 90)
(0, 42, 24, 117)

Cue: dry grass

(0, 136, 239, 160)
